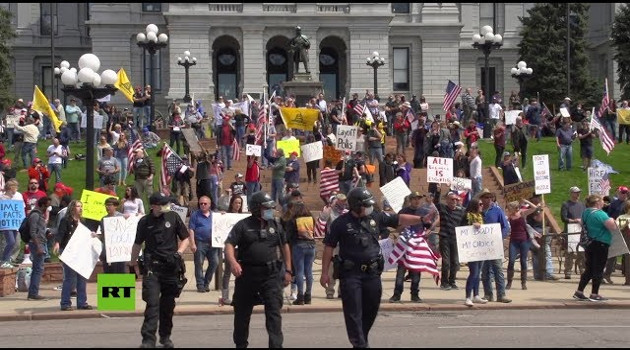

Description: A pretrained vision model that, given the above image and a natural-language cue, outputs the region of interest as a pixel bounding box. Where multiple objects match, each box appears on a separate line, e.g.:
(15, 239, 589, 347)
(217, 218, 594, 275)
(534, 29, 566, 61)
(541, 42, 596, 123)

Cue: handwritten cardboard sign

(301, 141, 323, 163)
(102, 216, 140, 263)
(427, 156, 453, 184)
(80, 190, 118, 221)
(170, 204, 188, 224)
(336, 125, 358, 152)
(380, 177, 411, 213)
(505, 110, 522, 126)
(246, 144, 262, 157)
(455, 223, 504, 263)
(450, 177, 472, 191)
(211, 213, 251, 248)
(0, 200, 26, 231)
(588, 167, 609, 196)
(503, 180, 536, 203)
(276, 139, 300, 158)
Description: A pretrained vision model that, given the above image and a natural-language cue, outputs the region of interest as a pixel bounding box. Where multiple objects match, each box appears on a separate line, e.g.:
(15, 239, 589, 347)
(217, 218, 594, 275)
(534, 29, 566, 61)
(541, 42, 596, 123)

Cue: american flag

(540, 103, 552, 119)
(388, 228, 440, 285)
(353, 102, 364, 117)
(255, 101, 266, 145)
(160, 143, 182, 189)
(405, 108, 415, 123)
(600, 177, 611, 196)
(598, 78, 610, 118)
(231, 138, 240, 161)
(443, 80, 462, 112)
(319, 167, 340, 199)
(590, 108, 615, 155)
(127, 130, 144, 173)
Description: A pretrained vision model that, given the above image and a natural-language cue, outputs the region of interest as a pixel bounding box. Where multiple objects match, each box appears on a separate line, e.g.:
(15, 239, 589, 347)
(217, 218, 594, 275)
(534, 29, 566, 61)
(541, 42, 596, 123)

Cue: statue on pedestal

(289, 26, 310, 75)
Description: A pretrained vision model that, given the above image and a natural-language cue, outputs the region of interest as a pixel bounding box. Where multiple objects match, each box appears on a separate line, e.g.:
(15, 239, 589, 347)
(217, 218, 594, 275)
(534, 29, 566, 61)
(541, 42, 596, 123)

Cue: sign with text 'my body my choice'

(455, 223, 503, 263)
(427, 156, 453, 184)
(0, 200, 26, 231)
(532, 154, 551, 195)
(102, 216, 140, 263)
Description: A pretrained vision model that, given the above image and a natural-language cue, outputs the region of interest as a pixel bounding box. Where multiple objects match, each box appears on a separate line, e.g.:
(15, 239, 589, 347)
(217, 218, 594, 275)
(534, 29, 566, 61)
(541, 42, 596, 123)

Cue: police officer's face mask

(363, 205, 374, 216)
(262, 209, 275, 220)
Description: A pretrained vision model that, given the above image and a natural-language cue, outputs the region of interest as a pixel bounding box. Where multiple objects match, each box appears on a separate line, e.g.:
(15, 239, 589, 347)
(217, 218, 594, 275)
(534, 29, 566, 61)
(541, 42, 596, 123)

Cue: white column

(242, 26, 265, 96)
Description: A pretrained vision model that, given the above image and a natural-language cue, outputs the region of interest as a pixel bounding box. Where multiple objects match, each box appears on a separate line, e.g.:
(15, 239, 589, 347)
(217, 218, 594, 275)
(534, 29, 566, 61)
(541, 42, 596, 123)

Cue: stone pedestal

(0, 268, 18, 297)
(282, 73, 323, 107)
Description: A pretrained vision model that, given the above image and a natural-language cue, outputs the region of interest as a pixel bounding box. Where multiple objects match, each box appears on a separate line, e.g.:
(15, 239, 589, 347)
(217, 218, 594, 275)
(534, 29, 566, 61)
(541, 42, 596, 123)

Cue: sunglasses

(199, 203, 210, 206)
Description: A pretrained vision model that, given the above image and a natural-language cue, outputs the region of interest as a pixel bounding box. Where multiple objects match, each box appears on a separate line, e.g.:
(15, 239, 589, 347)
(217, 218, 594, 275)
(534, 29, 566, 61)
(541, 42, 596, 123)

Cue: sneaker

(159, 338, 174, 348)
(496, 296, 512, 303)
(326, 294, 335, 300)
(60, 306, 74, 311)
(484, 295, 494, 302)
(473, 296, 488, 304)
(290, 292, 297, 301)
(78, 304, 93, 310)
(27, 295, 48, 301)
(450, 283, 459, 290)
(204, 285, 211, 292)
(588, 294, 608, 302)
(440, 284, 452, 291)
(572, 291, 589, 301)
(410, 294, 422, 303)
(197, 287, 207, 293)
(389, 294, 401, 303)
(465, 298, 474, 307)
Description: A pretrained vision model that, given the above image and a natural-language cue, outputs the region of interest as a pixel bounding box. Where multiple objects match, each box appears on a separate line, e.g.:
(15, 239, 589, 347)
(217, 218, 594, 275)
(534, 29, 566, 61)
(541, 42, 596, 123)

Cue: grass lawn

(476, 136, 630, 220)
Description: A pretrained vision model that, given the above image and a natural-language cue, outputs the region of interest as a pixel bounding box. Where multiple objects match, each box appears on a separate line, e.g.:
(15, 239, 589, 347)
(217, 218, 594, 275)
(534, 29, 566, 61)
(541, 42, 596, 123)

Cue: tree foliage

(611, 3, 630, 101)
(0, 8, 16, 111)
(518, 3, 600, 109)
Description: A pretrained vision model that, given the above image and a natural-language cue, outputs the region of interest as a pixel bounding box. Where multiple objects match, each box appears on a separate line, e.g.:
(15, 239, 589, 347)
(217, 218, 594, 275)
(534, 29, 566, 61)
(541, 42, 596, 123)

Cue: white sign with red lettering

(532, 154, 551, 194)
(427, 156, 453, 184)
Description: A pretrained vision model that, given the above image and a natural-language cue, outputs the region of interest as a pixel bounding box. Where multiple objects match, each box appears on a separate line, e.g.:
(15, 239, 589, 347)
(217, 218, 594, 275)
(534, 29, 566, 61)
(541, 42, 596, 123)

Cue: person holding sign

(561, 187, 586, 279)
(1, 180, 23, 268)
(505, 200, 540, 291)
(96, 197, 126, 274)
(436, 191, 467, 290)
(461, 198, 488, 307)
(54, 200, 94, 311)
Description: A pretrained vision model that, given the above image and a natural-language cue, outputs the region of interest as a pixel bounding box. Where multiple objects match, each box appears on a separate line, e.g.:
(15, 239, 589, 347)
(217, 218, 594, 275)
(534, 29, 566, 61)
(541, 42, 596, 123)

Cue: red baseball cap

(619, 186, 629, 193)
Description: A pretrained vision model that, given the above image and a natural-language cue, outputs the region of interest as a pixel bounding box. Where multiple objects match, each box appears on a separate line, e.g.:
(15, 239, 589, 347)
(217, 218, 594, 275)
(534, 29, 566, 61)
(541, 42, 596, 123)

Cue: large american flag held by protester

(388, 228, 441, 285)
(540, 103, 552, 120)
(127, 130, 144, 173)
(160, 143, 183, 188)
(590, 107, 615, 155)
(443, 80, 462, 111)
(231, 138, 240, 161)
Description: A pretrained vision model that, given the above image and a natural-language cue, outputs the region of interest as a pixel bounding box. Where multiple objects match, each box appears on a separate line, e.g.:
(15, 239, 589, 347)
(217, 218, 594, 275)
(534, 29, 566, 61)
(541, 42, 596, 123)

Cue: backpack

(19, 210, 39, 244)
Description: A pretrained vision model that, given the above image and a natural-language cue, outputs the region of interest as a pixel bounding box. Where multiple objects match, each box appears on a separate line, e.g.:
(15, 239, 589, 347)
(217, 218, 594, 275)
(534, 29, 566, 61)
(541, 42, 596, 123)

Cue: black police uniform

(324, 210, 399, 348)
(135, 210, 188, 346)
(225, 215, 287, 348)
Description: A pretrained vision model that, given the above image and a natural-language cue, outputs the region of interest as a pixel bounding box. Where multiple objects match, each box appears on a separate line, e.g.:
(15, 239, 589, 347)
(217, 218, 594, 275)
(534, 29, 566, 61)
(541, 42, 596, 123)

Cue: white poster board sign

(59, 223, 103, 280)
(81, 112, 104, 129)
(379, 177, 411, 213)
(567, 223, 582, 253)
(588, 167, 609, 196)
(379, 238, 397, 271)
(211, 213, 251, 248)
(102, 216, 140, 263)
(455, 223, 504, 263)
(505, 110, 522, 126)
(301, 141, 324, 163)
(532, 154, 551, 194)
(240, 195, 249, 213)
(427, 156, 454, 184)
(450, 177, 472, 191)
(608, 228, 630, 259)
(336, 125, 358, 151)
(170, 204, 188, 224)
(245, 144, 262, 157)
(560, 107, 571, 118)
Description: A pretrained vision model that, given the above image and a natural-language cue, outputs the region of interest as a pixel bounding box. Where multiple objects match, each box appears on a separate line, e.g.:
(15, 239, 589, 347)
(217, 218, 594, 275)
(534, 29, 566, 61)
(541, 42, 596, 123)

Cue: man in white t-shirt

(488, 99, 503, 132)
(47, 138, 64, 183)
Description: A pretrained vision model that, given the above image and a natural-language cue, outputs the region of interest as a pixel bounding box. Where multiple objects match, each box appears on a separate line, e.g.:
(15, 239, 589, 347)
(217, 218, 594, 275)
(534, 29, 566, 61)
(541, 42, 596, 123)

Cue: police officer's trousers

(232, 268, 284, 348)
(141, 271, 179, 344)
(339, 272, 382, 348)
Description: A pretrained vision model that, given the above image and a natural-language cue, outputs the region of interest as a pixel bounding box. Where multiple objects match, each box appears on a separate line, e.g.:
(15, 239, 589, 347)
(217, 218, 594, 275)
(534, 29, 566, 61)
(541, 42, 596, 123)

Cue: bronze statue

(289, 26, 310, 74)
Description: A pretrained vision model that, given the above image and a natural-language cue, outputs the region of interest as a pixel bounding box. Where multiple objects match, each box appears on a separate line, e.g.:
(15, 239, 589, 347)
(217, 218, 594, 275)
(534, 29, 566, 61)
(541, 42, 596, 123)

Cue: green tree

(518, 3, 600, 108)
(0, 8, 16, 111)
(611, 3, 630, 101)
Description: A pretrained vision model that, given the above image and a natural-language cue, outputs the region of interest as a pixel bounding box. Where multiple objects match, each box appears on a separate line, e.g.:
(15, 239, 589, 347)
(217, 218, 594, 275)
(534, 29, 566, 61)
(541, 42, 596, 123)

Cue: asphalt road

(4, 309, 630, 348)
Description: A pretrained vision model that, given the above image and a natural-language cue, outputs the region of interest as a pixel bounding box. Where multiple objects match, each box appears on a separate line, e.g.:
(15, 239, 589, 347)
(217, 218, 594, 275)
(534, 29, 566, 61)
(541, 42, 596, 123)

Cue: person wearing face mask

(224, 191, 292, 348)
(320, 187, 424, 348)
(129, 193, 190, 348)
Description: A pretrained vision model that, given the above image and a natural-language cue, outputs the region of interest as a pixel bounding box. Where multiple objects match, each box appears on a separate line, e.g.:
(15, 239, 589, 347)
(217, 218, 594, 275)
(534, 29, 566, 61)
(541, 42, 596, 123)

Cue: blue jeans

(393, 264, 420, 296)
(532, 235, 554, 278)
(246, 181, 259, 205)
(133, 107, 144, 128)
(5, 128, 14, 147)
(481, 258, 506, 298)
(22, 142, 37, 168)
(559, 144, 573, 170)
(193, 241, 220, 289)
(27, 242, 45, 297)
(60, 261, 88, 308)
(68, 122, 80, 141)
(271, 178, 284, 203)
(368, 147, 384, 165)
(471, 176, 482, 198)
(508, 240, 531, 279)
(292, 242, 316, 295)
(143, 105, 151, 127)
(209, 175, 219, 206)
(221, 145, 233, 170)
(1, 230, 16, 262)
(48, 163, 62, 183)
(117, 157, 128, 184)
(236, 126, 245, 146)
(465, 261, 482, 298)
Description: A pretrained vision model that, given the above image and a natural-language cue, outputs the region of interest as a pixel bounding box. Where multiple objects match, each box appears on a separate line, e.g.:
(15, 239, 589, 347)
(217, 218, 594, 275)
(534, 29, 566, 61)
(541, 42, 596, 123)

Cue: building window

(217, 47, 239, 100)
(393, 47, 409, 91)
(391, 3, 410, 14)
(142, 3, 162, 12)
(40, 4, 58, 36)
(480, 67, 496, 97)
(143, 51, 162, 91)
(479, 3, 495, 31)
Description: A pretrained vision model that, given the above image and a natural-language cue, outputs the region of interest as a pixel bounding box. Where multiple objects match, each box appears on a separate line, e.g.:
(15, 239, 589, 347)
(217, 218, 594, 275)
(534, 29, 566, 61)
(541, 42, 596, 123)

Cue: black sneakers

(588, 294, 608, 302)
(389, 294, 401, 303)
(572, 291, 589, 301)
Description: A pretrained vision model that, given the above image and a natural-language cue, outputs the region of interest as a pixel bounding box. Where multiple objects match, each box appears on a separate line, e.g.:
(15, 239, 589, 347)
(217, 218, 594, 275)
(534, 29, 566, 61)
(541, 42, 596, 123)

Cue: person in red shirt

(463, 119, 480, 148)
(219, 115, 236, 170)
(393, 112, 411, 155)
(23, 179, 47, 214)
(27, 158, 50, 193)
(245, 155, 260, 205)
(94, 176, 117, 196)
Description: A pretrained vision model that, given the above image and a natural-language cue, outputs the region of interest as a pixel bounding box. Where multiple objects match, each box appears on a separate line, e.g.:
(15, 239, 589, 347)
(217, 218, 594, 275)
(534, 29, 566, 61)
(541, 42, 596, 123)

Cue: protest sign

(233, 101, 249, 116)
(503, 180, 535, 203)
(102, 216, 140, 263)
(567, 223, 582, 253)
(81, 113, 104, 129)
(211, 213, 251, 248)
(323, 145, 342, 165)
(0, 200, 26, 231)
(301, 141, 323, 163)
(608, 227, 630, 259)
(618, 109, 630, 125)
(455, 223, 504, 263)
(170, 204, 188, 224)
(427, 156, 453, 184)
(532, 154, 551, 194)
(245, 144, 262, 157)
(588, 167, 610, 196)
(276, 139, 300, 158)
(379, 238, 397, 271)
(240, 195, 249, 213)
(336, 125, 358, 151)
(450, 177, 472, 191)
(81, 190, 118, 221)
(380, 177, 411, 213)
(504, 110, 522, 126)
(560, 107, 570, 118)
(59, 223, 102, 280)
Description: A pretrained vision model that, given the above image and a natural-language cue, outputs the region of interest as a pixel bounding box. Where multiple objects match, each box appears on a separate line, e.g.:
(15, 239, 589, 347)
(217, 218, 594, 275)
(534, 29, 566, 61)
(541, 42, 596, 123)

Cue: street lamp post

(366, 51, 385, 100)
(177, 50, 197, 103)
(136, 24, 168, 131)
(54, 60, 72, 107)
(472, 25, 503, 139)
(510, 61, 533, 102)
(60, 53, 118, 190)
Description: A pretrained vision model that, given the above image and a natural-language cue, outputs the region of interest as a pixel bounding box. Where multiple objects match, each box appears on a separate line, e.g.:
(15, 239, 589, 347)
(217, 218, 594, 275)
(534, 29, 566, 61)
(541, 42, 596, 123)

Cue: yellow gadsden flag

(279, 107, 320, 131)
(617, 109, 630, 125)
(32, 85, 63, 133)
(115, 67, 134, 103)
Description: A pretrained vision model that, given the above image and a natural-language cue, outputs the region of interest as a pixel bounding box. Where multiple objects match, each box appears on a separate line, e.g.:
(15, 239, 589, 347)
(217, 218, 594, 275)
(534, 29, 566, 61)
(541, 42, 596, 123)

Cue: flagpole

(263, 88, 267, 149)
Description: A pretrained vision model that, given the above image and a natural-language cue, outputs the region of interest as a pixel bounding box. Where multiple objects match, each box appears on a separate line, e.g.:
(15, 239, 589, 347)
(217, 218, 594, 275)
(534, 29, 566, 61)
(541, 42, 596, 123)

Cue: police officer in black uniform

(225, 191, 292, 348)
(130, 193, 190, 348)
(320, 187, 424, 348)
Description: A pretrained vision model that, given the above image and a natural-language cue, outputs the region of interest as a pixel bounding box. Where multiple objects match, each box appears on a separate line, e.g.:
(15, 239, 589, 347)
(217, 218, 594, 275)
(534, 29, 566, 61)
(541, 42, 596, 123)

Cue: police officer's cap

(149, 192, 171, 206)
(347, 187, 375, 212)
(249, 191, 275, 214)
